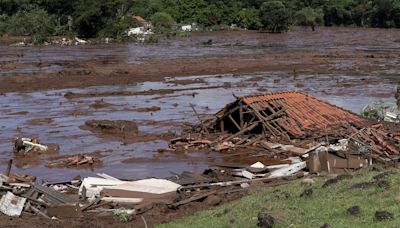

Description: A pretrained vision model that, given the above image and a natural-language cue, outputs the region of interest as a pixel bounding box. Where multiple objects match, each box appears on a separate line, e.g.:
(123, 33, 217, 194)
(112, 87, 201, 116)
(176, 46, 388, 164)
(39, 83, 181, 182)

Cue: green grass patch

(159, 168, 400, 228)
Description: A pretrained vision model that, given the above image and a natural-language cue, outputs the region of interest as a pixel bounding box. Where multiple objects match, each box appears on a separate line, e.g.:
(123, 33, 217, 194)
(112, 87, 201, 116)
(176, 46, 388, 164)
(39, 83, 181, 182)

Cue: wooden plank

(223, 122, 258, 142)
(228, 114, 241, 131)
(190, 104, 209, 134)
(169, 190, 217, 208)
(239, 104, 244, 129)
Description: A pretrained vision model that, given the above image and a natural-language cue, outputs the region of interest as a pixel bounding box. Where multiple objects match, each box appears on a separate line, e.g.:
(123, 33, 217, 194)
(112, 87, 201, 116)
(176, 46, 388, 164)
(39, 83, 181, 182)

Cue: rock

(375, 211, 394, 221)
(347, 205, 360, 216)
(301, 178, 315, 186)
(204, 195, 221, 206)
(322, 174, 352, 188)
(372, 171, 392, 180)
(257, 212, 274, 228)
(300, 188, 313, 198)
(320, 223, 331, 228)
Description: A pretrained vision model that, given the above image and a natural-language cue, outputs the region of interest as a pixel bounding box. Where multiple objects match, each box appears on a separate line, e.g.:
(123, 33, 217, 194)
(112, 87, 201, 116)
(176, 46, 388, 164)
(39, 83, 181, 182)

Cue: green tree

(294, 7, 323, 31)
(260, 1, 291, 33)
(6, 7, 55, 36)
(323, 5, 352, 26)
(370, 0, 398, 28)
(73, 0, 130, 38)
(150, 12, 175, 30)
(236, 8, 262, 30)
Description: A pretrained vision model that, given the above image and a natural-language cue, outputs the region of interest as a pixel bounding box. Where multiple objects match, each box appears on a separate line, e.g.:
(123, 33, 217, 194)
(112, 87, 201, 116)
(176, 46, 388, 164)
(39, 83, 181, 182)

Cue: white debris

(250, 162, 265, 169)
(233, 170, 255, 179)
(14, 138, 48, 153)
(127, 27, 153, 36)
(75, 37, 87, 44)
(79, 177, 181, 199)
(384, 111, 400, 123)
(181, 25, 192, 31)
(269, 162, 306, 178)
(105, 178, 181, 195)
(79, 177, 124, 198)
(0, 192, 26, 217)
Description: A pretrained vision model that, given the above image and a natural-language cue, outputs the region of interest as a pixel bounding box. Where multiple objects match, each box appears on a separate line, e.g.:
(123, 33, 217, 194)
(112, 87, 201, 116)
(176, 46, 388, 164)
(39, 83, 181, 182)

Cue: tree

(260, 1, 290, 33)
(294, 7, 323, 31)
(73, 0, 130, 38)
(370, 0, 398, 28)
(236, 8, 262, 30)
(6, 7, 56, 36)
(150, 12, 175, 30)
(323, 5, 352, 26)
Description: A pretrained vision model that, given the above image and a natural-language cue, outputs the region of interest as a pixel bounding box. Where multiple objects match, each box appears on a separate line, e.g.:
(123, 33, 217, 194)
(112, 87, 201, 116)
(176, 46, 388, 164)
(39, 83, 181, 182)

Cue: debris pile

(46, 154, 102, 168)
(13, 138, 58, 155)
(362, 101, 399, 123)
(2, 91, 398, 224)
(81, 120, 139, 139)
(179, 91, 400, 174)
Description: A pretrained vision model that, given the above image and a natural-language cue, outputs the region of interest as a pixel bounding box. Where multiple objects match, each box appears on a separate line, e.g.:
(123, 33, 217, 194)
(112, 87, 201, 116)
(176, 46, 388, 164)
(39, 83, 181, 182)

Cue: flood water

(0, 27, 399, 182)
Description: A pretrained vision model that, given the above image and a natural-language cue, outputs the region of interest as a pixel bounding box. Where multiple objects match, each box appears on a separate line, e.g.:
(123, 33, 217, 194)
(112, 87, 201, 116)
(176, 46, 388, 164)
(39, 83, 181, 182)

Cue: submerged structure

(209, 91, 364, 141)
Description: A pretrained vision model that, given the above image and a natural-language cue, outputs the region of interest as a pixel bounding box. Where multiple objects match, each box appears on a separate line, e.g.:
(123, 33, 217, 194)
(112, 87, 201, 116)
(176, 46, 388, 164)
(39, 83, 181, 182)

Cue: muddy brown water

(0, 27, 398, 182)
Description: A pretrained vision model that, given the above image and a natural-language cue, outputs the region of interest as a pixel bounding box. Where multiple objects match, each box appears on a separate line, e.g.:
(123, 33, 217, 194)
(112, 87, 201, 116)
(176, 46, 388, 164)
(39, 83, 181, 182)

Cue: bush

(0, 14, 7, 35)
(236, 8, 262, 30)
(98, 16, 137, 40)
(294, 8, 324, 30)
(150, 12, 175, 31)
(6, 8, 56, 36)
(31, 33, 49, 45)
(73, 0, 131, 38)
(260, 1, 290, 33)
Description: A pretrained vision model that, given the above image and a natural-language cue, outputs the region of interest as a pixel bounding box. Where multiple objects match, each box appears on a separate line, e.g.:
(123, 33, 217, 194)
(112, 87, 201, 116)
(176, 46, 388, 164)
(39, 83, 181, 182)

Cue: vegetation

(295, 7, 324, 31)
(260, 1, 290, 33)
(2, 0, 400, 41)
(361, 100, 389, 120)
(159, 167, 400, 227)
(114, 209, 130, 222)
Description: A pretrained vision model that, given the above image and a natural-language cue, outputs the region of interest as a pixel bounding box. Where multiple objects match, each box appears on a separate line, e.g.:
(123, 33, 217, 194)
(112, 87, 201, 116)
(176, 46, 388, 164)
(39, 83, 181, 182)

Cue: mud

(82, 119, 138, 136)
(89, 99, 114, 109)
(375, 211, 394, 220)
(350, 179, 390, 189)
(0, 27, 399, 184)
(322, 174, 353, 188)
(347, 205, 361, 216)
(134, 106, 161, 112)
(258, 212, 275, 228)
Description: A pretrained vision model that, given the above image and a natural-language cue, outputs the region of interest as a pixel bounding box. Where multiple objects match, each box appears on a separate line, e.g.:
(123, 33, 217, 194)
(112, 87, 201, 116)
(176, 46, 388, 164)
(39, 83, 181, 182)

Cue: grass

(159, 167, 400, 228)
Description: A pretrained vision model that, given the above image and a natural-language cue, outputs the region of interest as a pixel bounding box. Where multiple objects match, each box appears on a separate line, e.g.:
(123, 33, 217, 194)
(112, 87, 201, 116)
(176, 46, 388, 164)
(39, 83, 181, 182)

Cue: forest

(1, 0, 400, 40)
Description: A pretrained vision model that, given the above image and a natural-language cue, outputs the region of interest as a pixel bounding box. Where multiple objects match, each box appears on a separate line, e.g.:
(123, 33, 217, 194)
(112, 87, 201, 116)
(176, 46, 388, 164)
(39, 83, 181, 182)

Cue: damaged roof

(214, 91, 365, 139)
(241, 91, 364, 131)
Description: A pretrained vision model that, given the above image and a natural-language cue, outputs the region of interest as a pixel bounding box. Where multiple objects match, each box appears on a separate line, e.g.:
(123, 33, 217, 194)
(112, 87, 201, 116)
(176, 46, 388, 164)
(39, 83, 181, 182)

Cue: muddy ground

(0, 27, 399, 227)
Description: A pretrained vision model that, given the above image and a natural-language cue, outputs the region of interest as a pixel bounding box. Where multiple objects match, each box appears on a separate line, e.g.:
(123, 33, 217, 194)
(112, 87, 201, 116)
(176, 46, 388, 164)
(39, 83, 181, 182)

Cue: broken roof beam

(222, 122, 259, 142)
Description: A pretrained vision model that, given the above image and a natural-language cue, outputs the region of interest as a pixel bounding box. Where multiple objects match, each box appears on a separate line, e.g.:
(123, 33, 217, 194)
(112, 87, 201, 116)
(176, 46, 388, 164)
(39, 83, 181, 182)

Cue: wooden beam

(239, 104, 244, 129)
(228, 114, 241, 131)
(223, 122, 258, 142)
(190, 104, 209, 134)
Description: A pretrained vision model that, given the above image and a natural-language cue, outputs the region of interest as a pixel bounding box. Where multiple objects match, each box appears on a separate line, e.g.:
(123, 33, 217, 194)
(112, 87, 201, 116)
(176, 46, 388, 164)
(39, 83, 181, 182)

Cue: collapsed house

(189, 91, 400, 173)
(209, 91, 364, 140)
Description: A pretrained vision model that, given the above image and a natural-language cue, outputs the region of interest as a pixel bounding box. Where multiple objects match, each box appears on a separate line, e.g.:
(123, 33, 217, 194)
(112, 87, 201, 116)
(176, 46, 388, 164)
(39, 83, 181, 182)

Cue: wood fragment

(27, 203, 51, 219)
(5, 159, 12, 177)
(228, 114, 241, 131)
(222, 122, 258, 142)
(169, 190, 217, 208)
(190, 104, 209, 134)
(180, 172, 304, 190)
